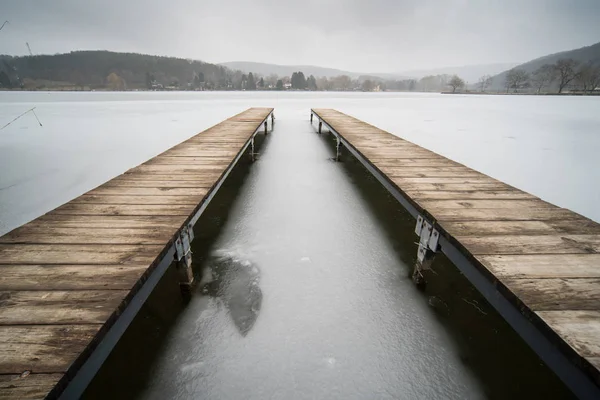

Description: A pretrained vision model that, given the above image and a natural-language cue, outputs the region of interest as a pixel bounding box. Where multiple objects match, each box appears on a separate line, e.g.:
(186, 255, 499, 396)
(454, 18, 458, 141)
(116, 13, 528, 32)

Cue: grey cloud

(1, 0, 599, 72)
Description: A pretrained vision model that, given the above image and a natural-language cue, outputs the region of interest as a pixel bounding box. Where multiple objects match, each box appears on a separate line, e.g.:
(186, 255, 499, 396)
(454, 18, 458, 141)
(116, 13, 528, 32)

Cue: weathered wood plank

(409, 190, 536, 200)
(0, 291, 127, 325)
(53, 203, 196, 216)
(0, 226, 173, 245)
(86, 186, 208, 196)
(478, 254, 600, 278)
(0, 244, 163, 265)
(435, 208, 581, 221)
(537, 311, 600, 357)
(36, 215, 185, 230)
(442, 219, 600, 236)
(502, 278, 600, 311)
(382, 167, 483, 178)
(398, 182, 513, 192)
(76, 195, 203, 205)
(0, 325, 100, 373)
(422, 199, 554, 210)
(457, 234, 600, 254)
(0, 265, 148, 290)
(0, 374, 62, 400)
(133, 164, 228, 174)
(102, 180, 215, 188)
(118, 172, 221, 182)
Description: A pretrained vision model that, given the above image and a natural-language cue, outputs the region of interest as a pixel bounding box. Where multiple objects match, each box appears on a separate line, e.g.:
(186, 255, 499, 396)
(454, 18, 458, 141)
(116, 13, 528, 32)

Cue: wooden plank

(76, 195, 203, 205)
(478, 254, 600, 278)
(0, 227, 173, 245)
(144, 156, 241, 165)
(0, 325, 100, 373)
(409, 190, 536, 200)
(118, 172, 221, 182)
(382, 167, 483, 178)
(502, 278, 600, 310)
(391, 176, 499, 185)
(86, 186, 208, 196)
(421, 199, 554, 210)
(0, 291, 127, 325)
(434, 208, 581, 221)
(458, 234, 600, 254)
(0, 265, 148, 290)
(133, 164, 228, 174)
(442, 219, 600, 236)
(103, 180, 215, 188)
(53, 203, 196, 216)
(0, 244, 163, 265)
(537, 311, 600, 357)
(398, 182, 513, 192)
(36, 215, 185, 230)
(0, 374, 62, 400)
(376, 159, 465, 168)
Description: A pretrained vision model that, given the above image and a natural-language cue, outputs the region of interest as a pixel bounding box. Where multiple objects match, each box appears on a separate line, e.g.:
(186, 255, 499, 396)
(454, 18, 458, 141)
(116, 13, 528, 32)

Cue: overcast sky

(1, 0, 599, 72)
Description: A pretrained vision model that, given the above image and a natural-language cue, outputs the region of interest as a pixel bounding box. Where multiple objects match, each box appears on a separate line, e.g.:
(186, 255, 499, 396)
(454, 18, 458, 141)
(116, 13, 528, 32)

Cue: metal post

(336, 137, 341, 161)
(310, 113, 313, 123)
(271, 113, 275, 126)
(318, 121, 322, 134)
(264, 121, 268, 135)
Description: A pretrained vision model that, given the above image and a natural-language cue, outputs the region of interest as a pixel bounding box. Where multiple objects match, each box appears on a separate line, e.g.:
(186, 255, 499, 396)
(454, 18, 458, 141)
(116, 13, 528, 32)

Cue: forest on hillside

(1, 48, 599, 94)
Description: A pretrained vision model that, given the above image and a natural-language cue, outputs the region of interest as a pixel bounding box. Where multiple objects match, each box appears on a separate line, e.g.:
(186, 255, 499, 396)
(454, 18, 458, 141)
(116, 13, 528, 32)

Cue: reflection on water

(84, 112, 575, 400)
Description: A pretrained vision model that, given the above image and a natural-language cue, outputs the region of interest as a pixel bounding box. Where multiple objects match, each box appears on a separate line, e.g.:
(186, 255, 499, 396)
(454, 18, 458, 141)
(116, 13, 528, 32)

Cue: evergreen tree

(276, 79, 283, 90)
(0, 71, 12, 88)
(247, 72, 257, 90)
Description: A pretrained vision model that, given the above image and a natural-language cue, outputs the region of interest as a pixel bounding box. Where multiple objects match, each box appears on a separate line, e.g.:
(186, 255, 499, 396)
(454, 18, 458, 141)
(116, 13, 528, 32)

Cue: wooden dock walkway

(311, 108, 600, 400)
(0, 107, 273, 399)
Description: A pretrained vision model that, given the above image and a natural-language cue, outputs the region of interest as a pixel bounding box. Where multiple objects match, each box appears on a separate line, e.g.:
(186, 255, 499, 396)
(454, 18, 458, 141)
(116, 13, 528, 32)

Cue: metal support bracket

(175, 223, 194, 288)
(413, 215, 439, 287)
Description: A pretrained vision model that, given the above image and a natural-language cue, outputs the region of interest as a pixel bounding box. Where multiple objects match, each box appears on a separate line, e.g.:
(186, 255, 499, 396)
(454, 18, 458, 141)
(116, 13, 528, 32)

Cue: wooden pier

(311, 108, 600, 400)
(0, 108, 274, 399)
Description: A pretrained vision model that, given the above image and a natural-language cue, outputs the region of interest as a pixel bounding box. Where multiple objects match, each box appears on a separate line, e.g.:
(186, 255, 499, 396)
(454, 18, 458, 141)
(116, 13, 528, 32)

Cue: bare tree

(553, 58, 579, 93)
(531, 64, 556, 93)
(477, 75, 493, 92)
(574, 62, 600, 93)
(361, 79, 376, 92)
(332, 75, 352, 90)
(447, 75, 465, 93)
(505, 69, 529, 93)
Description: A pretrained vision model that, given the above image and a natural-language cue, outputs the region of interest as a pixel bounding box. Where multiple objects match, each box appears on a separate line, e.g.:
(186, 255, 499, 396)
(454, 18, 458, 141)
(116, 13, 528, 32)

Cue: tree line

(488, 59, 600, 94)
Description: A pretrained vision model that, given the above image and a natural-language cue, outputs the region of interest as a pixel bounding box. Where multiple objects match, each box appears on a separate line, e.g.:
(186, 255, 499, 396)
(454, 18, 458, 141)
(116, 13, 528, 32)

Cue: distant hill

(399, 62, 519, 83)
(219, 61, 364, 79)
(0, 51, 234, 90)
(490, 41, 600, 90)
(220, 61, 520, 83)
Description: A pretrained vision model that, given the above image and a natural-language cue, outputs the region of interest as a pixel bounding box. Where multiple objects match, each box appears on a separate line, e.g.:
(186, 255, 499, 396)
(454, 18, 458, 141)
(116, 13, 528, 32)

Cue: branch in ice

(0, 21, 8, 32)
(0, 107, 43, 131)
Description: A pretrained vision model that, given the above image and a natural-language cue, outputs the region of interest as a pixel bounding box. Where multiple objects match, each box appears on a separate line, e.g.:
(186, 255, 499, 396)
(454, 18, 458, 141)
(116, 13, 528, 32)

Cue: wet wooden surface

(312, 108, 600, 389)
(0, 107, 273, 399)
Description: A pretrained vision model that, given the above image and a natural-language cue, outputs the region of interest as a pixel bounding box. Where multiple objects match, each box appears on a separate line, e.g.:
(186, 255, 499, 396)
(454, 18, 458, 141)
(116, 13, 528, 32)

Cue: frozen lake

(0, 91, 596, 399)
(1, 91, 599, 236)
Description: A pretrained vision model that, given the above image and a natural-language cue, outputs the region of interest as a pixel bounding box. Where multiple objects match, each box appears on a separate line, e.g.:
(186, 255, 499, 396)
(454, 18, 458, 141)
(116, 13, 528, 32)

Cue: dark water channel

(85, 114, 574, 399)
